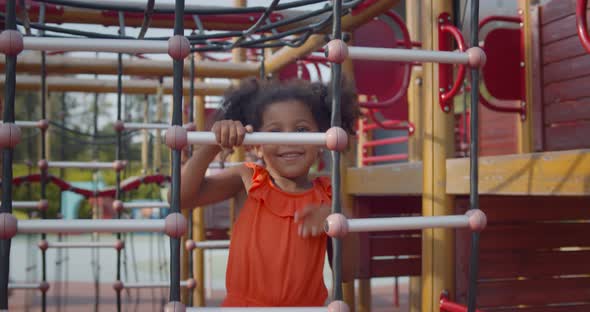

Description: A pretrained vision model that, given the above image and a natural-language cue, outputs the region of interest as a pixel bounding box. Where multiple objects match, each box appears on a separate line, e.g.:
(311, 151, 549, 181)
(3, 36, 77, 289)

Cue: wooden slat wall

(541, 0, 590, 150)
(455, 196, 590, 311)
(478, 106, 519, 156)
(354, 196, 422, 278)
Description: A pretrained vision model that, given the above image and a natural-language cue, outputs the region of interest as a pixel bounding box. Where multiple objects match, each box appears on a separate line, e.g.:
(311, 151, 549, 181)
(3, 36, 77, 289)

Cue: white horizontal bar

(186, 308, 328, 311)
(8, 283, 43, 290)
(123, 122, 170, 130)
(0, 120, 40, 128)
(347, 46, 469, 64)
(46, 161, 118, 169)
(23, 37, 168, 54)
(15, 120, 38, 128)
(122, 280, 192, 289)
(187, 132, 326, 146)
(17, 219, 165, 234)
(348, 215, 469, 233)
(46, 241, 119, 248)
(122, 201, 170, 209)
(1, 201, 39, 209)
(195, 240, 230, 249)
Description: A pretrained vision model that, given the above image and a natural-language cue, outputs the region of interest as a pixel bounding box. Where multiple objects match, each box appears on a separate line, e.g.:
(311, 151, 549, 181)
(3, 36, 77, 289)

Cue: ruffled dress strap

(242, 163, 332, 217)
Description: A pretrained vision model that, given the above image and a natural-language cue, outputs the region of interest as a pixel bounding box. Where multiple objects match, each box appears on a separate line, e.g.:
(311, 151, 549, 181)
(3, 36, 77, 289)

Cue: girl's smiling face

(256, 100, 320, 182)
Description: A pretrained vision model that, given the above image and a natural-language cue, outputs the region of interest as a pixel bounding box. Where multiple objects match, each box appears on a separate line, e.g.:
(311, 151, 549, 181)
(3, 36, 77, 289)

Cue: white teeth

(280, 153, 302, 158)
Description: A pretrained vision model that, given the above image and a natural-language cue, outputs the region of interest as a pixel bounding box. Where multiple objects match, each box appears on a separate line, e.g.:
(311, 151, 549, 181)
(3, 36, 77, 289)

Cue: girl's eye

(296, 127, 309, 132)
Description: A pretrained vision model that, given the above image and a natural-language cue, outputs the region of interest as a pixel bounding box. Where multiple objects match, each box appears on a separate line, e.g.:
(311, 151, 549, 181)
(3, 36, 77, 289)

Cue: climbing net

(0, 0, 486, 311)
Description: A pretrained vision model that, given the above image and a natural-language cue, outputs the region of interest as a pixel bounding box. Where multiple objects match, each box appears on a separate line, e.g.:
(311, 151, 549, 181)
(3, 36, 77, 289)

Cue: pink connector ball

(325, 39, 349, 64)
(39, 281, 50, 293)
(0, 213, 17, 240)
(168, 35, 191, 61)
(112, 200, 124, 213)
(114, 240, 125, 251)
(112, 160, 127, 172)
(185, 239, 196, 251)
(326, 127, 348, 152)
(113, 120, 125, 132)
(37, 159, 48, 171)
(185, 278, 197, 289)
(466, 209, 487, 232)
(113, 280, 124, 292)
(37, 239, 49, 251)
(328, 300, 350, 312)
(37, 199, 49, 212)
(0, 123, 21, 149)
(0, 30, 24, 56)
(165, 126, 188, 150)
(466, 47, 487, 68)
(165, 213, 187, 238)
(37, 119, 49, 131)
(324, 213, 349, 238)
(164, 301, 186, 312)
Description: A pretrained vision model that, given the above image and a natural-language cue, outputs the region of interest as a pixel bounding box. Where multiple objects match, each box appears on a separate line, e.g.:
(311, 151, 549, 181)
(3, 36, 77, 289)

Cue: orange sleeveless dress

(221, 162, 330, 307)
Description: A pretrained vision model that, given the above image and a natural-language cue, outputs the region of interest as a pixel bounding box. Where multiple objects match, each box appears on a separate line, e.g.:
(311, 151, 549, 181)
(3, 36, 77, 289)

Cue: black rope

(229, 0, 280, 49)
(467, 0, 481, 311)
(330, 0, 344, 303)
(18, 0, 32, 35)
(169, 0, 184, 303)
(0, 0, 17, 309)
(38, 3, 49, 310)
(137, 0, 155, 39)
(115, 11, 125, 312)
(0, 0, 362, 54)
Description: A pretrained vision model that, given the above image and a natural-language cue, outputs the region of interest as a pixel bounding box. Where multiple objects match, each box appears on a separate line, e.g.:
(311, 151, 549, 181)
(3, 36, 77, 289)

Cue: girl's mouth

(279, 152, 304, 160)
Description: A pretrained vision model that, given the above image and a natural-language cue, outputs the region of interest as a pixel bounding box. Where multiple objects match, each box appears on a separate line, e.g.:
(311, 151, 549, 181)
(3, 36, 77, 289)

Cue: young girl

(179, 77, 359, 307)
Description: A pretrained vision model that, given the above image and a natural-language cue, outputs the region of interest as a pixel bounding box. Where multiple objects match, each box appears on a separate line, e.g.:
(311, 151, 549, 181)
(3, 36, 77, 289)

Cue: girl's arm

(178, 120, 252, 210)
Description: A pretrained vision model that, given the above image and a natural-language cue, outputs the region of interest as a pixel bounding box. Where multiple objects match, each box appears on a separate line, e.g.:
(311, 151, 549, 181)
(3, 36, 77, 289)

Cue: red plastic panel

(482, 28, 523, 100)
(352, 18, 408, 120)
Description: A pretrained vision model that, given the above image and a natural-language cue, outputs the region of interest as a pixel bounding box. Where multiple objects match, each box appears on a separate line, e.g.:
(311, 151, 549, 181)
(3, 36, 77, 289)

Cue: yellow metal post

(517, 0, 534, 154)
(421, 1, 455, 311)
(192, 53, 207, 307)
(406, 2, 423, 311)
(355, 115, 371, 312)
(340, 58, 358, 312)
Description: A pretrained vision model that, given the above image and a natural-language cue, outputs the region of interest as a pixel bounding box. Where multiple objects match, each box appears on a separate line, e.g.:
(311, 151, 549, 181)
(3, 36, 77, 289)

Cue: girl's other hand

(294, 204, 331, 238)
(211, 120, 253, 149)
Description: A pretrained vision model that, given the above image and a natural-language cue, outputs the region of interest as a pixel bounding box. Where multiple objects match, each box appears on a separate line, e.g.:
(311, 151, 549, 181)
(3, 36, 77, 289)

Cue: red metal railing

(477, 15, 526, 117)
(359, 116, 413, 166)
(438, 13, 467, 113)
(440, 292, 485, 312)
(577, 0, 590, 54)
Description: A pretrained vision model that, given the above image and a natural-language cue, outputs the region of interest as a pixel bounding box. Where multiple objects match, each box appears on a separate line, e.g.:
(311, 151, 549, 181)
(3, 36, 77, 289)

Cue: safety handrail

(577, 0, 590, 54)
(440, 292, 484, 312)
(479, 95, 524, 116)
(359, 10, 413, 109)
(367, 109, 415, 134)
(479, 15, 522, 29)
(477, 15, 525, 117)
(438, 16, 467, 112)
